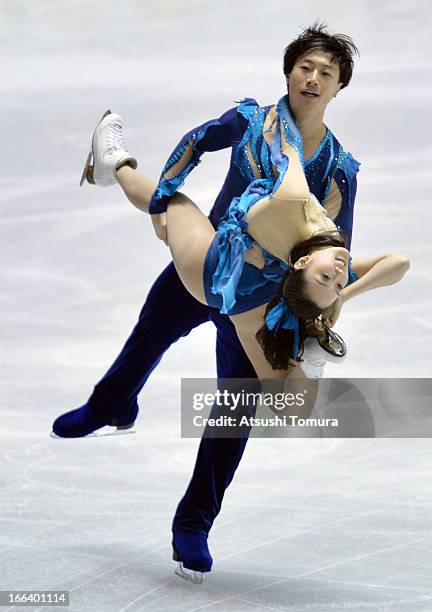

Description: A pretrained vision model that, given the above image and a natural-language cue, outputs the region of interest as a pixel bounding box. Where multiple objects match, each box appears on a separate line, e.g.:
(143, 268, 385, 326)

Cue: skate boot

(301, 329, 347, 379)
(172, 530, 213, 584)
(80, 110, 138, 187)
(50, 401, 138, 438)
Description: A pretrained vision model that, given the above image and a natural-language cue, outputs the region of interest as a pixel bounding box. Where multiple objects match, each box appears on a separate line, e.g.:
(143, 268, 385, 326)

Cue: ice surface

(1, 1, 432, 610)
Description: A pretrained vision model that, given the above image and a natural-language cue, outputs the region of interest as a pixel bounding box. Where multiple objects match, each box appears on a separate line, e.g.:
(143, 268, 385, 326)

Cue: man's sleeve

(149, 106, 242, 214)
(331, 152, 360, 250)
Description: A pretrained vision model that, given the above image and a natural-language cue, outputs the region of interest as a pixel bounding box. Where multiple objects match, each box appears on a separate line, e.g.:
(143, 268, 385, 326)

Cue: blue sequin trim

(149, 119, 221, 213)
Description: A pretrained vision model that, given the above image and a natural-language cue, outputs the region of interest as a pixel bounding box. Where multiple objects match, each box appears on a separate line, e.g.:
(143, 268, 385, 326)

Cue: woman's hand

(151, 212, 168, 246)
(323, 295, 344, 327)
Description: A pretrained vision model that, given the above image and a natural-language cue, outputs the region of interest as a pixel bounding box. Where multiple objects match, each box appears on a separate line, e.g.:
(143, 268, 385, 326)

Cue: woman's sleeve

(149, 106, 243, 214)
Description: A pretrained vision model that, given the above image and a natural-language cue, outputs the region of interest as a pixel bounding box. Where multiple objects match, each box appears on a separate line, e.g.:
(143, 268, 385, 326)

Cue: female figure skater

(84, 110, 409, 383)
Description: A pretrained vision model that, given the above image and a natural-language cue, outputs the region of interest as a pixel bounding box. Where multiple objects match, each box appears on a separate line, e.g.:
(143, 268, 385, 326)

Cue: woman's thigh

(166, 192, 216, 305)
(229, 304, 305, 381)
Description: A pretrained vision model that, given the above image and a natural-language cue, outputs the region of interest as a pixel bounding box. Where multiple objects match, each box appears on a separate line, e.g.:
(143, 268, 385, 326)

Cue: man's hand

(151, 212, 168, 246)
(323, 295, 344, 327)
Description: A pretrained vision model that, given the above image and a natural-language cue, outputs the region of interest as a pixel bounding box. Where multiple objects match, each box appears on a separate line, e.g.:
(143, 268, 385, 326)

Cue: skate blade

(88, 425, 136, 437)
(79, 109, 112, 186)
(174, 562, 203, 585)
(49, 425, 136, 439)
(318, 335, 347, 361)
(79, 150, 94, 186)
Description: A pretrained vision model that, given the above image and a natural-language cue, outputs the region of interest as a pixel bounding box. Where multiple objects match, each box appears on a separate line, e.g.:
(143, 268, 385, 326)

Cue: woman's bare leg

(229, 307, 320, 424)
(229, 305, 305, 381)
(115, 165, 215, 304)
(115, 165, 157, 213)
(164, 192, 217, 304)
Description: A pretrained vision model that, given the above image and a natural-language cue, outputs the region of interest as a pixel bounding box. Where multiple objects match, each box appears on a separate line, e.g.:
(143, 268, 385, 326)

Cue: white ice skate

(301, 329, 346, 378)
(79, 110, 137, 187)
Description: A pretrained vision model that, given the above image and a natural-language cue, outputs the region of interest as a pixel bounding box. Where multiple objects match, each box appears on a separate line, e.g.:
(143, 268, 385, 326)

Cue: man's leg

(52, 262, 209, 437)
(172, 310, 257, 574)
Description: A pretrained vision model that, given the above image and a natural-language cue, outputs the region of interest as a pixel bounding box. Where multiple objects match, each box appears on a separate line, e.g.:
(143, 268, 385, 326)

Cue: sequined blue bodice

(149, 95, 360, 315)
(208, 97, 358, 314)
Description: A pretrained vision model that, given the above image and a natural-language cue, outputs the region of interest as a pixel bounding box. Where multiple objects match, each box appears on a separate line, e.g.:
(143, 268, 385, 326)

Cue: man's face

(287, 50, 343, 114)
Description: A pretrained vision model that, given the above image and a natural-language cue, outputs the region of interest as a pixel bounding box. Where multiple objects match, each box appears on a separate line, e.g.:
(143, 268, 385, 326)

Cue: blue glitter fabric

(148, 119, 222, 214)
(207, 101, 358, 314)
(208, 178, 289, 314)
(150, 95, 360, 317)
(149, 95, 360, 248)
(233, 96, 360, 248)
(208, 96, 305, 314)
(203, 184, 357, 317)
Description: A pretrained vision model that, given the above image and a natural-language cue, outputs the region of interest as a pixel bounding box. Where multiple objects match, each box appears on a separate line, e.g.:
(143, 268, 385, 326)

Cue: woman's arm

(323, 253, 410, 327)
(343, 253, 410, 302)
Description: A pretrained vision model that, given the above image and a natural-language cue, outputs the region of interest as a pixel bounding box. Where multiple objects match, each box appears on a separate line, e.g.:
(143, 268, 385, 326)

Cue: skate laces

(302, 344, 326, 376)
(106, 121, 127, 154)
(303, 340, 327, 367)
(301, 354, 326, 378)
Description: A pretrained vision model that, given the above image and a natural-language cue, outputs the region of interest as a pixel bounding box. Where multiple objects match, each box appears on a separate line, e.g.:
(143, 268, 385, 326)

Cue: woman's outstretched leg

(115, 165, 158, 213)
(115, 165, 215, 305)
(85, 111, 216, 304)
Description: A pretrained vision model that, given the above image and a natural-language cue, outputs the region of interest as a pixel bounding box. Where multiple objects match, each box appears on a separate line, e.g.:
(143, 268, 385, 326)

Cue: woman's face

(294, 246, 350, 309)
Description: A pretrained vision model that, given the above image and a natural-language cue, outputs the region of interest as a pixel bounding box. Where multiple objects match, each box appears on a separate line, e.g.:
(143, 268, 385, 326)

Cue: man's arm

(149, 106, 243, 215)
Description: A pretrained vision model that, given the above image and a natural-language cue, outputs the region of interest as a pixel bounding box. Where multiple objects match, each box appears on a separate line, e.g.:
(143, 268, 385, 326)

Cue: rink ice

(1, 1, 432, 610)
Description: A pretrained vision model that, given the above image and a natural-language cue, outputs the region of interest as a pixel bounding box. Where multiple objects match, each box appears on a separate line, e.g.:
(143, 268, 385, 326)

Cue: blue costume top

(149, 96, 360, 329)
(149, 95, 360, 243)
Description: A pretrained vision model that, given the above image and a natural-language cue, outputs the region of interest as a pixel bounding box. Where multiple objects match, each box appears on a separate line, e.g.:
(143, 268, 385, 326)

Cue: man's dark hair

(283, 21, 359, 89)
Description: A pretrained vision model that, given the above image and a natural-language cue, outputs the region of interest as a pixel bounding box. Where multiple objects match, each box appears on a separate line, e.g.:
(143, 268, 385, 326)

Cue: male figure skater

(53, 23, 360, 579)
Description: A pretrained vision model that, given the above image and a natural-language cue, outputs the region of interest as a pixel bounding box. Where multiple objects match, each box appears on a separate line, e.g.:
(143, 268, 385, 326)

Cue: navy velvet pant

(87, 262, 257, 534)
